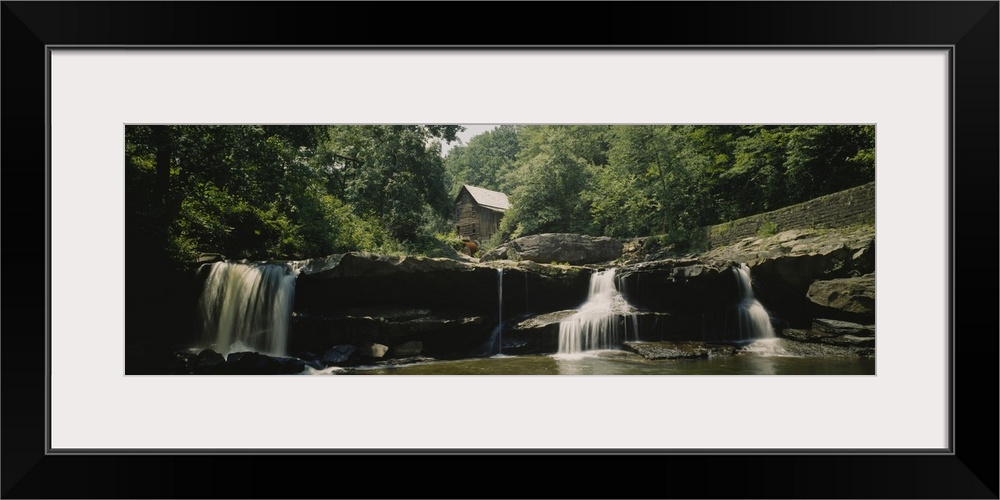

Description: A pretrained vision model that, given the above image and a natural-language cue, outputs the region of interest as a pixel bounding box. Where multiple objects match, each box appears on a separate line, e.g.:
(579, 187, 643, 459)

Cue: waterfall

(731, 263, 776, 341)
(496, 268, 504, 354)
(557, 269, 639, 354)
(197, 261, 300, 357)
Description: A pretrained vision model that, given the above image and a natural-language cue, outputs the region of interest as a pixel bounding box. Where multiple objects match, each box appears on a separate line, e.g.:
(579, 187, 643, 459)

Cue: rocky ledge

(481, 233, 623, 265)
(623, 341, 738, 360)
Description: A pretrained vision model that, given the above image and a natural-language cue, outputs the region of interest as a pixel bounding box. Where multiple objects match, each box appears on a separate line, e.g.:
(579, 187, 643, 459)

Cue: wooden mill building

(453, 185, 510, 242)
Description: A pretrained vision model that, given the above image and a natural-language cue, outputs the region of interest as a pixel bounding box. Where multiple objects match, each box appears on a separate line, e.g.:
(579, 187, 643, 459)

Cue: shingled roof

(460, 185, 510, 212)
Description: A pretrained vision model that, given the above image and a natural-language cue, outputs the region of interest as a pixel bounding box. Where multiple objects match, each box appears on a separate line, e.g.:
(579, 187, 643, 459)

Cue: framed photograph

(4, 2, 996, 498)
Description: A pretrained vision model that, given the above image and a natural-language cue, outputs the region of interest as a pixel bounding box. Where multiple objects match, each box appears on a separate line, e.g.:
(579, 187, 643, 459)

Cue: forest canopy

(126, 124, 874, 266)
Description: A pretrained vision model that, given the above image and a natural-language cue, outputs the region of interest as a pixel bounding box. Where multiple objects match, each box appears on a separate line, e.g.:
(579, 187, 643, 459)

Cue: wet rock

(513, 310, 579, 330)
(321, 345, 356, 366)
(377, 356, 435, 366)
(819, 335, 876, 348)
(504, 310, 692, 355)
(295, 351, 319, 362)
(776, 338, 875, 357)
(193, 349, 226, 374)
(781, 328, 841, 343)
(391, 341, 423, 358)
(294, 351, 325, 369)
(273, 357, 307, 374)
(227, 352, 305, 374)
(780, 326, 875, 349)
(291, 311, 488, 360)
(504, 310, 576, 355)
(623, 341, 737, 360)
(303, 359, 325, 370)
(812, 318, 875, 337)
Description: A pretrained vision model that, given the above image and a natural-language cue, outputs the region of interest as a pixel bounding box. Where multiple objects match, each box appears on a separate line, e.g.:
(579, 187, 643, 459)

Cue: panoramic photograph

(125, 124, 876, 375)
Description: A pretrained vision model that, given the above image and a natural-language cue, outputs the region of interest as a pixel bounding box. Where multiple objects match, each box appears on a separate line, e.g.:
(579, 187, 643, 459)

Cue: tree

(126, 125, 429, 264)
(590, 126, 700, 240)
(500, 126, 605, 237)
(443, 124, 521, 195)
(321, 125, 461, 241)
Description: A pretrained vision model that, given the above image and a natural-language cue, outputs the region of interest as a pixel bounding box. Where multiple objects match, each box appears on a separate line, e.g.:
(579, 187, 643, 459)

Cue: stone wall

(705, 182, 875, 248)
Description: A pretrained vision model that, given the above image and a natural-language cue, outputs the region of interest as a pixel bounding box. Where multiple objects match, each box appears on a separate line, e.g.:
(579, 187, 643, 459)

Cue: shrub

(757, 220, 779, 237)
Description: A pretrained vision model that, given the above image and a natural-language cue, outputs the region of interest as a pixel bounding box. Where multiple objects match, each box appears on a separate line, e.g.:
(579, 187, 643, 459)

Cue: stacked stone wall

(706, 182, 875, 247)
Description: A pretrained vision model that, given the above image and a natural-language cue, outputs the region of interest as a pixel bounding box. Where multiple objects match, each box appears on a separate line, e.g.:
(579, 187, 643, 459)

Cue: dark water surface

(333, 350, 875, 375)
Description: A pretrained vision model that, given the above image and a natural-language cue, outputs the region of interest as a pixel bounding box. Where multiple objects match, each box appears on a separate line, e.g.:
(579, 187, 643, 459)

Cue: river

(311, 349, 875, 375)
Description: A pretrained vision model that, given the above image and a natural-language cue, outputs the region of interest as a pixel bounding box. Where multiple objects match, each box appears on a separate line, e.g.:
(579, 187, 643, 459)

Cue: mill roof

(460, 185, 510, 212)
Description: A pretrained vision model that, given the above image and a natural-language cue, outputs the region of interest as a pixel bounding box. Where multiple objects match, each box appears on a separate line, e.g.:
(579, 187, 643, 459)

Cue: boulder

(390, 341, 423, 357)
(321, 345, 356, 366)
(195, 253, 226, 264)
(807, 274, 876, 317)
(481, 233, 623, 265)
(295, 351, 319, 362)
(226, 352, 306, 374)
(192, 349, 226, 374)
(293, 351, 325, 369)
(359, 343, 389, 359)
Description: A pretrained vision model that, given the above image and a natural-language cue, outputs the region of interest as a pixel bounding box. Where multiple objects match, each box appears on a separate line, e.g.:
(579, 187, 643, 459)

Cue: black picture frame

(3, 2, 997, 498)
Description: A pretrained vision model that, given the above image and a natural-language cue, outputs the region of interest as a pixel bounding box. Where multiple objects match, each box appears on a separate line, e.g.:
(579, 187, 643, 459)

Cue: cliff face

(282, 225, 875, 359)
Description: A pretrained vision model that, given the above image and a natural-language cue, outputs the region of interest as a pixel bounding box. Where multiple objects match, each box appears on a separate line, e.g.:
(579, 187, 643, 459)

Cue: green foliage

(327, 125, 458, 241)
(444, 125, 521, 195)
(500, 126, 604, 238)
(127, 124, 874, 266)
(126, 124, 463, 266)
(435, 231, 465, 252)
(757, 220, 779, 237)
(642, 226, 710, 255)
(480, 229, 508, 255)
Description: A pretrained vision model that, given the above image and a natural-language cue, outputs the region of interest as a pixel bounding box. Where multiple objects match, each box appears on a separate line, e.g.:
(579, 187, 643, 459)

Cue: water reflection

(340, 350, 874, 376)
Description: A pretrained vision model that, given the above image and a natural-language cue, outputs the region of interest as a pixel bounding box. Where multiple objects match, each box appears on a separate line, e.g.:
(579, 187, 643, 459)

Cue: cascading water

(557, 269, 639, 354)
(730, 263, 785, 354)
(731, 263, 775, 340)
(197, 261, 301, 357)
(492, 268, 504, 355)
